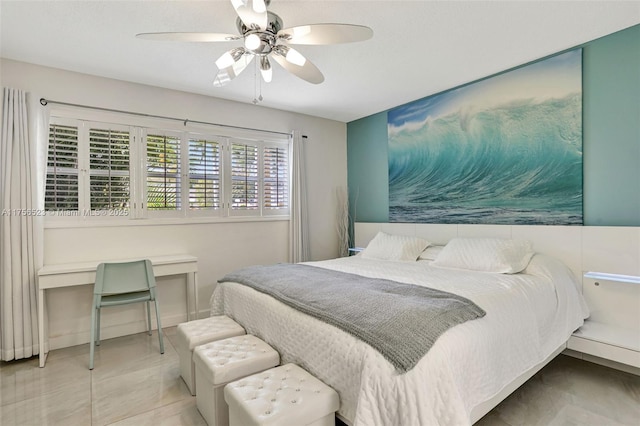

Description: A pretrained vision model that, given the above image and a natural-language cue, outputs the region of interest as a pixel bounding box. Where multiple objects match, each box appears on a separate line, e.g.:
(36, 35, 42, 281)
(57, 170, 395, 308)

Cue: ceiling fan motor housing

(236, 12, 283, 36)
(237, 11, 283, 55)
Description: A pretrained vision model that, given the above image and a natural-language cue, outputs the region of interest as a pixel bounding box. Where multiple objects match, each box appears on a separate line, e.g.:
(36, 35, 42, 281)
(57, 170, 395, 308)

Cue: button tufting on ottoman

(224, 363, 340, 426)
(176, 315, 246, 395)
(194, 335, 280, 426)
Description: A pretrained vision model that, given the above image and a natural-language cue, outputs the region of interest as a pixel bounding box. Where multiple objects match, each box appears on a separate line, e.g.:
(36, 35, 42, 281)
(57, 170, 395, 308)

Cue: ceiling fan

(136, 0, 373, 87)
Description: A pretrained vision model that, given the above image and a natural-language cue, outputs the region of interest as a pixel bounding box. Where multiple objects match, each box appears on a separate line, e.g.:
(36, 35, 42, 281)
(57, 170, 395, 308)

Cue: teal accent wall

(347, 112, 389, 222)
(347, 24, 640, 226)
(583, 25, 640, 225)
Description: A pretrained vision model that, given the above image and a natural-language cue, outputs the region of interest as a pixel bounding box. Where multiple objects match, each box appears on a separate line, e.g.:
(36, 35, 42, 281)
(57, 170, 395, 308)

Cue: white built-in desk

(37, 254, 198, 367)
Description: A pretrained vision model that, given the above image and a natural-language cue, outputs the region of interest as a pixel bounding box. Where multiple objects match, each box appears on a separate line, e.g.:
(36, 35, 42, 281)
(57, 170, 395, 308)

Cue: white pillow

(360, 232, 429, 262)
(418, 245, 444, 261)
(432, 237, 534, 273)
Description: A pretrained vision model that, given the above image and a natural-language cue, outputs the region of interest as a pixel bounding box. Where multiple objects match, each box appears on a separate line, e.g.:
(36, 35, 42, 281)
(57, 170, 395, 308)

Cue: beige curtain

(289, 130, 310, 263)
(0, 88, 45, 360)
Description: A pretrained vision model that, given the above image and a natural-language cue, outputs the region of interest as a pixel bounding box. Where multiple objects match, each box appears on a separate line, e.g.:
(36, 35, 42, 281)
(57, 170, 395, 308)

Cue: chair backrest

(94, 259, 156, 295)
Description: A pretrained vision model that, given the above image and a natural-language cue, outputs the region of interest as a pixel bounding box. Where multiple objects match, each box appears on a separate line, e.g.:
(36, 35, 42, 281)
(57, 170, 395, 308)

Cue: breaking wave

(388, 94, 583, 224)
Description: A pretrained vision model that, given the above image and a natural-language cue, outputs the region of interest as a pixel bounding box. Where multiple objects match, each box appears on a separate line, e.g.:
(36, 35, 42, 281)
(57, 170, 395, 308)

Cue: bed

(210, 233, 589, 425)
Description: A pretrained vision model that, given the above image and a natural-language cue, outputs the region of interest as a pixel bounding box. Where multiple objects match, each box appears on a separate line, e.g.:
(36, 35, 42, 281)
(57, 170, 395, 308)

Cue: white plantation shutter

(263, 144, 289, 214)
(146, 133, 181, 211)
(188, 138, 221, 210)
(230, 142, 259, 213)
(89, 127, 130, 212)
(45, 124, 79, 211)
(43, 114, 291, 221)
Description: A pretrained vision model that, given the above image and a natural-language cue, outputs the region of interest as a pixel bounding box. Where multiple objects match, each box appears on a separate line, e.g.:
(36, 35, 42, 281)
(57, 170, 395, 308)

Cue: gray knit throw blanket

(220, 263, 486, 373)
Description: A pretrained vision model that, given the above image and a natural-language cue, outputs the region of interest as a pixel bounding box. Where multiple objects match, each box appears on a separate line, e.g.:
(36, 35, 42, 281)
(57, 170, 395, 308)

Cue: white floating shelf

(584, 272, 640, 284)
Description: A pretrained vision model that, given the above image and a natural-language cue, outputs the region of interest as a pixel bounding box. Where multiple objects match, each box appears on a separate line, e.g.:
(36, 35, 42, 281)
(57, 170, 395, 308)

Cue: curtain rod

(39, 98, 292, 137)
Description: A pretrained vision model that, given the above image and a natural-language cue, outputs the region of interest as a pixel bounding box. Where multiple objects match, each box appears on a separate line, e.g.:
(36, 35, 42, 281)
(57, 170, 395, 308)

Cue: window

(46, 123, 79, 211)
(44, 115, 290, 222)
(189, 138, 221, 210)
(89, 127, 130, 212)
(46, 120, 131, 217)
(146, 132, 181, 212)
(230, 141, 259, 214)
(263, 145, 289, 212)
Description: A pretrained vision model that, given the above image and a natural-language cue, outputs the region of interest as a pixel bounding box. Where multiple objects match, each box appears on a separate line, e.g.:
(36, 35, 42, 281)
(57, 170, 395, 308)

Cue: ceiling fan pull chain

(253, 57, 259, 104)
(259, 69, 264, 102)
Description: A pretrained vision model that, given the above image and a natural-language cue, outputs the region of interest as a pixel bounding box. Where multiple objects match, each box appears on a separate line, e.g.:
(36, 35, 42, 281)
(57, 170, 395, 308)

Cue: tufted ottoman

(176, 315, 246, 395)
(224, 363, 340, 426)
(193, 335, 280, 426)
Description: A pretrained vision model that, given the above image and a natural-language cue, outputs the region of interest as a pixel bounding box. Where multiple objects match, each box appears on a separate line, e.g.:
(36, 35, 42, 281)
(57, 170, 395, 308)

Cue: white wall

(1, 59, 347, 349)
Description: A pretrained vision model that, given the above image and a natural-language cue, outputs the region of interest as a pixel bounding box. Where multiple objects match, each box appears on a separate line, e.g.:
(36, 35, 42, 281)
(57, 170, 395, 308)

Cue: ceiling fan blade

(230, 0, 268, 30)
(213, 53, 254, 87)
(136, 32, 240, 42)
(278, 24, 373, 45)
(271, 47, 324, 84)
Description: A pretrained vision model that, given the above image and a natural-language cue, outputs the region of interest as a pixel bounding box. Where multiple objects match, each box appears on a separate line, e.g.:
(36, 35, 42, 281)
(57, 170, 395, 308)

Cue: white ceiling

(1, 1, 639, 123)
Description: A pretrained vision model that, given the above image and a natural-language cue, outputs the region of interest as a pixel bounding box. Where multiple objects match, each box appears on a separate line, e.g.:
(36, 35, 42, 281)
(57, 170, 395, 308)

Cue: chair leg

(96, 307, 101, 346)
(154, 298, 164, 354)
(89, 305, 97, 370)
(146, 301, 152, 336)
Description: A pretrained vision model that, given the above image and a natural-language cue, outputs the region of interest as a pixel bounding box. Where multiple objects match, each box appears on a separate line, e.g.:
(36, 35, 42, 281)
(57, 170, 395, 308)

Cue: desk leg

(194, 272, 199, 320)
(187, 271, 199, 321)
(38, 288, 48, 367)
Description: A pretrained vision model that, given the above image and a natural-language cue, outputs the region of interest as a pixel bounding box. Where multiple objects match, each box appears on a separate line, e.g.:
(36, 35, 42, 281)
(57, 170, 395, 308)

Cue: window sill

(44, 215, 290, 229)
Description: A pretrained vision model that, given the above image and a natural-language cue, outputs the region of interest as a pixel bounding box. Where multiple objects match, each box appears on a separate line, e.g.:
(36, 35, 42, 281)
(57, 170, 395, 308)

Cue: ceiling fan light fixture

(260, 56, 272, 83)
(285, 47, 306, 67)
(215, 47, 245, 69)
(244, 33, 261, 50)
(215, 52, 235, 69)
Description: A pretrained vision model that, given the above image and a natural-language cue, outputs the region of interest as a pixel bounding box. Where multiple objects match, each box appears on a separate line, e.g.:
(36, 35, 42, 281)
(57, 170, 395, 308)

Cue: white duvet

(210, 254, 589, 426)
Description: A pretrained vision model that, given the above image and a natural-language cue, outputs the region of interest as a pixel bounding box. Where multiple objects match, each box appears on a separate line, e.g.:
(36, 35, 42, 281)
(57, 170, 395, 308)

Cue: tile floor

(0, 327, 638, 425)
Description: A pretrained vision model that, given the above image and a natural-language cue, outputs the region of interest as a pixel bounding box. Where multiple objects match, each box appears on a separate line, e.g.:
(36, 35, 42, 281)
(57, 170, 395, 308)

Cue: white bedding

(210, 254, 588, 425)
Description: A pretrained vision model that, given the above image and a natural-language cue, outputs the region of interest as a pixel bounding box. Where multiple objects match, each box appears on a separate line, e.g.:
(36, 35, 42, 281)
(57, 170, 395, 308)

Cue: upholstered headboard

(354, 223, 640, 280)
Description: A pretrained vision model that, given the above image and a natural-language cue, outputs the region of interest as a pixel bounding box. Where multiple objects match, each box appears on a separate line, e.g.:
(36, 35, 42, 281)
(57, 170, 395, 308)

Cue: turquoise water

(388, 94, 583, 225)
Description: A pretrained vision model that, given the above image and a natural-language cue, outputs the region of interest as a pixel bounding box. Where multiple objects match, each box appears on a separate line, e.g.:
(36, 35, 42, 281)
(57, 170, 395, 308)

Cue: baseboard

(49, 312, 188, 351)
(197, 307, 211, 319)
(49, 308, 212, 351)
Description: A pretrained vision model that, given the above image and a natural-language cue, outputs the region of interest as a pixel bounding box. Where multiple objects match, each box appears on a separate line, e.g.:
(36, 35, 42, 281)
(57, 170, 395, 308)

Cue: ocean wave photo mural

(388, 49, 583, 225)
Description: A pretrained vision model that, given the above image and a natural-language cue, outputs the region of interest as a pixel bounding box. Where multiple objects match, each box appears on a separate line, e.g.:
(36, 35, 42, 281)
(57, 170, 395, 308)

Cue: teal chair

(89, 259, 164, 370)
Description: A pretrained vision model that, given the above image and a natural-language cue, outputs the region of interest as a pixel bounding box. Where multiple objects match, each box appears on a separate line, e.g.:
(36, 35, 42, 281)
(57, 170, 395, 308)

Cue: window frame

(44, 109, 291, 226)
